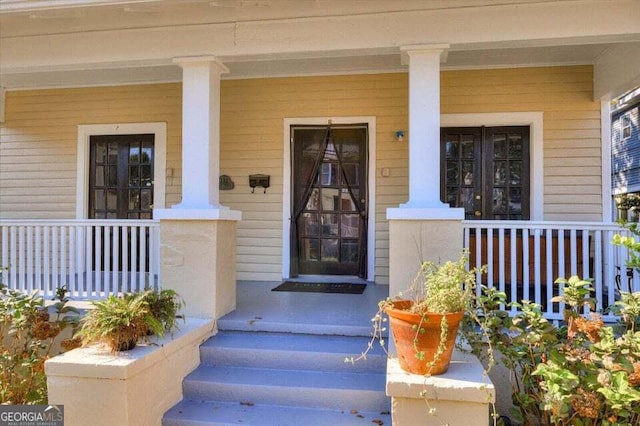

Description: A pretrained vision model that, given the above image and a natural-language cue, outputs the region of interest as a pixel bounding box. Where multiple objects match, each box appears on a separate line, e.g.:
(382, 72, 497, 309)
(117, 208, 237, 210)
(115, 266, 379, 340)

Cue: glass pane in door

(441, 129, 481, 220)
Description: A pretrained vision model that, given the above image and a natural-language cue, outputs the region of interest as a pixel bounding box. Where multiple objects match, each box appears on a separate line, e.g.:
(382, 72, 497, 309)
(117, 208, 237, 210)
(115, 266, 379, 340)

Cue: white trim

(76, 122, 167, 219)
(154, 208, 241, 221)
(282, 116, 377, 281)
(387, 207, 465, 220)
(441, 112, 544, 221)
(601, 99, 613, 222)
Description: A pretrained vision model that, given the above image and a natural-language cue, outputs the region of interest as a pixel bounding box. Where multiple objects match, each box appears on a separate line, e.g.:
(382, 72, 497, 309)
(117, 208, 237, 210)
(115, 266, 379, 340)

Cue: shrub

(465, 277, 640, 425)
(0, 281, 79, 404)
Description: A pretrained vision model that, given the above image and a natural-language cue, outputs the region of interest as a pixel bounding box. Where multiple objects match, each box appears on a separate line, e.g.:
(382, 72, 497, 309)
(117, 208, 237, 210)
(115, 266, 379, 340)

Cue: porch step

(199, 330, 387, 373)
(163, 400, 389, 426)
(163, 330, 390, 426)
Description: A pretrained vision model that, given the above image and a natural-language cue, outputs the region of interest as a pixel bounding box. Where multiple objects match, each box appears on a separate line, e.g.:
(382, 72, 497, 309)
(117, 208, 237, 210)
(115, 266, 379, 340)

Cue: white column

(154, 56, 240, 320)
(174, 56, 227, 211)
(400, 44, 449, 210)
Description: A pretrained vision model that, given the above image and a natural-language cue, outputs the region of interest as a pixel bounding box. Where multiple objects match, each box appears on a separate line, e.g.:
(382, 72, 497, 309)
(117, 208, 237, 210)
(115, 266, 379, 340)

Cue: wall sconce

(395, 130, 405, 142)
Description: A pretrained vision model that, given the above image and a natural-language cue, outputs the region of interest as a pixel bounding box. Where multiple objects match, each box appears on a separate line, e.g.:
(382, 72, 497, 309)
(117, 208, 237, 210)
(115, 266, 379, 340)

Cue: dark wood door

(88, 134, 155, 272)
(291, 125, 368, 277)
(441, 126, 530, 220)
(89, 134, 154, 219)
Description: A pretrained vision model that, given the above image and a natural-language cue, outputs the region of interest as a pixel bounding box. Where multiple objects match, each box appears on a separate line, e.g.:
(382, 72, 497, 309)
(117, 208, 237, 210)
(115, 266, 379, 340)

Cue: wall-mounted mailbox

(249, 174, 270, 193)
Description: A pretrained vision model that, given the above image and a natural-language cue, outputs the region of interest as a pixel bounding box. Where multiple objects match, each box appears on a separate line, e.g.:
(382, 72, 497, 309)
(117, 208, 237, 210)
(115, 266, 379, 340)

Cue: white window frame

(76, 123, 167, 219)
(441, 112, 544, 221)
(622, 115, 632, 140)
(282, 116, 377, 281)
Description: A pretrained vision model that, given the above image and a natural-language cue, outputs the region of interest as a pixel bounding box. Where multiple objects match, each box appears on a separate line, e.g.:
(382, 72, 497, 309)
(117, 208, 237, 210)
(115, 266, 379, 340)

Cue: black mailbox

(249, 174, 270, 193)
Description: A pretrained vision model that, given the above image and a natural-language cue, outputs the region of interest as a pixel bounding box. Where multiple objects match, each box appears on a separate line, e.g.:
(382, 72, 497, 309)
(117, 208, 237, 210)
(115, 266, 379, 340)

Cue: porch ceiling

(0, 43, 621, 89)
(0, 0, 639, 97)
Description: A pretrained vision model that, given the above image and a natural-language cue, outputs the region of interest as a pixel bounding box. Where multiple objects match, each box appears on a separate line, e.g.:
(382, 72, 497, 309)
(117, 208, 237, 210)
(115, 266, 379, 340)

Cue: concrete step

(163, 400, 391, 426)
(183, 365, 388, 412)
(163, 327, 390, 426)
(200, 330, 387, 373)
(216, 314, 379, 337)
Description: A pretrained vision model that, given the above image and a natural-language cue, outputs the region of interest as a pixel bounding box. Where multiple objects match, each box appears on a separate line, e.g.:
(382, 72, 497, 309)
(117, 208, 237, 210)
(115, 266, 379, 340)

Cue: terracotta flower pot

(385, 300, 463, 375)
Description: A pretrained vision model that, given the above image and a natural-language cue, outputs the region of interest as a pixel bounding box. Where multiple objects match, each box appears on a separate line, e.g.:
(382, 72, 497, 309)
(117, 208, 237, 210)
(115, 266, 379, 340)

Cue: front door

(291, 125, 368, 277)
(441, 126, 530, 220)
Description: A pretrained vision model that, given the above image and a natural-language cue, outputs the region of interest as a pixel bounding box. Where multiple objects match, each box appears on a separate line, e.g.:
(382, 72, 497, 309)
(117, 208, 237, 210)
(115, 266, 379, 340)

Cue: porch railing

(0, 220, 160, 299)
(463, 221, 635, 322)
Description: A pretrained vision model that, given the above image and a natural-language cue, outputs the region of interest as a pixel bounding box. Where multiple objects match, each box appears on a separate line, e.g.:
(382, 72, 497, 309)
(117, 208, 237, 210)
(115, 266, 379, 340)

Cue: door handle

(474, 211, 482, 217)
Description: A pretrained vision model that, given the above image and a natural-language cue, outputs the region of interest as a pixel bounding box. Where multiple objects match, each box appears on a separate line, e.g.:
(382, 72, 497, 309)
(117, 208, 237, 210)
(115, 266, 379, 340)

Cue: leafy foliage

(464, 276, 640, 426)
(408, 249, 484, 315)
(78, 293, 163, 352)
(140, 288, 184, 333)
(77, 288, 183, 352)
(0, 280, 79, 404)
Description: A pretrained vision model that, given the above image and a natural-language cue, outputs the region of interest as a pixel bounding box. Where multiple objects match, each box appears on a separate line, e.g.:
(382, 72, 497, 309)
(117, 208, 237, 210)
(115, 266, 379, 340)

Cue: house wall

(441, 65, 602, 222)
(0, 65, 601, 283)
(0, 84, 183, 219)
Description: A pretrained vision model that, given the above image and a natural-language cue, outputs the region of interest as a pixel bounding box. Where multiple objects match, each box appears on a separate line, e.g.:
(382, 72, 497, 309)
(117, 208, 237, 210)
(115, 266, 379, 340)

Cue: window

(622, 115, 631, 140)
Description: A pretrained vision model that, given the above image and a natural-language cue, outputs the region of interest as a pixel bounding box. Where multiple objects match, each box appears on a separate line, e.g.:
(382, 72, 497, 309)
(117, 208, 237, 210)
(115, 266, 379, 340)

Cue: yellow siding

(0, 65, 601, 283)
(219, 73, 408, 282)
(0, 84, 183, 219)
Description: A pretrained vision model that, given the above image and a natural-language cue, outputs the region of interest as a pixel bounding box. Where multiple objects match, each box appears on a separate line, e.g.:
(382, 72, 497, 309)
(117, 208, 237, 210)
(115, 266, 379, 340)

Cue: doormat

(272, 281, 366, 294)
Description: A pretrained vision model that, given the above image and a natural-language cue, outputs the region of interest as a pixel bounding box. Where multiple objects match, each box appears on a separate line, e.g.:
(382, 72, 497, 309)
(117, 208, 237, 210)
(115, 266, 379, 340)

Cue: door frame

(441, 112, 544, 221)
(76, 122, 167, 219)
(282, 117, 376, 280)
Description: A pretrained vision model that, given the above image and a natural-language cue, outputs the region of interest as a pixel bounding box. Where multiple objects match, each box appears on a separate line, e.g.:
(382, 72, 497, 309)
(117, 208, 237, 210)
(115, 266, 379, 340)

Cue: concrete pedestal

(46, 319, 215, 426)
(158, 212, 240, 319)
(387, 208, 465, 297)
(387, 351, 495, 426)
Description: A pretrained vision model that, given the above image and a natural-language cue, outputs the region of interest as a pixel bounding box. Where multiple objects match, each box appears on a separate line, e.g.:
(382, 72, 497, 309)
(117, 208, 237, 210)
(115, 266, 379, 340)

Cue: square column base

(387, 207, 464, 297)
(387, 351, 495, 426)
(160, 217, 239, 319)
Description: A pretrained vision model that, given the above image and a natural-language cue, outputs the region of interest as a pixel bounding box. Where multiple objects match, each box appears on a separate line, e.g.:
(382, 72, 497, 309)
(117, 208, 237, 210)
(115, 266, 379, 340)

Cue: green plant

(0, 279, 79, 404)
(465, 277, 640, 426)
(348, 250, 485, 371)
(78, 293, 162, 352)
(409, 251, 480, 314)
(140, 288, 184, 333)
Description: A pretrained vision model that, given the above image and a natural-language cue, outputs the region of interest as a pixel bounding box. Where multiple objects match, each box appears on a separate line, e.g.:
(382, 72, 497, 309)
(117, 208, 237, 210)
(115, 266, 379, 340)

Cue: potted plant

(140, 288, 184, 334)
(77, 293, 163, 352)
(382, 250, 482, 375)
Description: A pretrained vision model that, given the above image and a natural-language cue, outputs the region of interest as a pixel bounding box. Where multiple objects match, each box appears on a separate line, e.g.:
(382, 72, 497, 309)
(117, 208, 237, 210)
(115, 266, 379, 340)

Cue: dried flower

(574, 314, 603, 343)
(33, 321, 60, 340)
(571, 388, 601, 419)
(628, 362, 640, 387)
(61, 337, 82, 351)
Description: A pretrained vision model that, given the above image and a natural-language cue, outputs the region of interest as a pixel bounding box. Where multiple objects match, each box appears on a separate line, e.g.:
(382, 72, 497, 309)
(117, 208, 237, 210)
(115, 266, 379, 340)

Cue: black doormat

(272, 281, 366, 294)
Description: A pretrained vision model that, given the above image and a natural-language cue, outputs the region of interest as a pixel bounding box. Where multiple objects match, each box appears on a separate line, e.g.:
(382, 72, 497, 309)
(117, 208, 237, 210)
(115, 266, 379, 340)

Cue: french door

(290, 125, 368, 277)
(88, 134, 155, 272)
(441, 126, 530, 220)
(89, 134, 154, 219)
